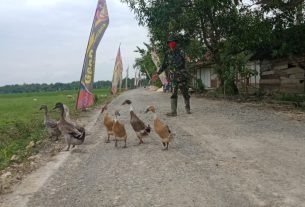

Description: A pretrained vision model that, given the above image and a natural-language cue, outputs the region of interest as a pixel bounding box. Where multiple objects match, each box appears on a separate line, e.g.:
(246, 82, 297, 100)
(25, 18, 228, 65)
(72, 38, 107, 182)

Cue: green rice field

(0, 88, 111, 170)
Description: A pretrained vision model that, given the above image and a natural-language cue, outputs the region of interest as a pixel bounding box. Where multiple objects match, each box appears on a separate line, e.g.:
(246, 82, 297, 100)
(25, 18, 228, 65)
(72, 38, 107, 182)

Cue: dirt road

(1, 88, 305, 207)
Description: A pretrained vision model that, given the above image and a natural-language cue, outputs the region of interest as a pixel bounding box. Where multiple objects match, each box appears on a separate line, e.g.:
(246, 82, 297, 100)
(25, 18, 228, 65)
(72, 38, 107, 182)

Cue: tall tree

(122, 0, 305, 93)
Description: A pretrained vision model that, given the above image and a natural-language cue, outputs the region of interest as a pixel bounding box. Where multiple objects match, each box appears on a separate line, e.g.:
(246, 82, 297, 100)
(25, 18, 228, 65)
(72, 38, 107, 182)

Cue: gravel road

(2, 88, 305, 207)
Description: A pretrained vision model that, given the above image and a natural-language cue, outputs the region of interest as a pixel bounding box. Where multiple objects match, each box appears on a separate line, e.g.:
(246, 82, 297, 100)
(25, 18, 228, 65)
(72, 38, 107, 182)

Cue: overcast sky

(0, 0, 149, 86)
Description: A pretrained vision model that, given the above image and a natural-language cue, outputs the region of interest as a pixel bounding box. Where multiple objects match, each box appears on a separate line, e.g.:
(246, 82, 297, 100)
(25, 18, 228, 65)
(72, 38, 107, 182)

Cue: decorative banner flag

(151, 49, 168, 85)
(76, 0, 109, 110)
(119, 65, 123, 91)
(111, 46, 123, 95)
(125, 66, 129, 90)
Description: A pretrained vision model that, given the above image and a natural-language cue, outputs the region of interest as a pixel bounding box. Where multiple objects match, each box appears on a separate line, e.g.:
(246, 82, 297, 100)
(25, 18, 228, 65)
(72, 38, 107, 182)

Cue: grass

(0, 88, 111, 170)
(273, 92, 305, 103)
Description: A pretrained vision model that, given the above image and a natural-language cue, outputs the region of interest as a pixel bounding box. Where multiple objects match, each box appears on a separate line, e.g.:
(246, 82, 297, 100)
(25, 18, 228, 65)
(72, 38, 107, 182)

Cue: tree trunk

(296, 1, 304, 25)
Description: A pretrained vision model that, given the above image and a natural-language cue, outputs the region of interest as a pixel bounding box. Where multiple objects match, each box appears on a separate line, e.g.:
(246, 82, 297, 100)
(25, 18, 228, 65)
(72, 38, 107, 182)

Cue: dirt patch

(196, 93, 305, 122)
(2, 89, 305, 207)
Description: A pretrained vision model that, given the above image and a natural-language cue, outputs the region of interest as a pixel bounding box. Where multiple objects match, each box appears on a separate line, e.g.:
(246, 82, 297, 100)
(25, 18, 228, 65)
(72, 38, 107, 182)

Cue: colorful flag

(119, 65, 123, 91)
(76, 0, 109, 110)
(125, 66, 129, 90)
(151, 49, 168, 85)
(111, 46, 123, 95)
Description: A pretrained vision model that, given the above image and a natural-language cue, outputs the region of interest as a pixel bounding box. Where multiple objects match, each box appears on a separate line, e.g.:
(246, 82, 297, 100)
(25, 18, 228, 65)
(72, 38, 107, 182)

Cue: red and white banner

(111, 46, 123, 95)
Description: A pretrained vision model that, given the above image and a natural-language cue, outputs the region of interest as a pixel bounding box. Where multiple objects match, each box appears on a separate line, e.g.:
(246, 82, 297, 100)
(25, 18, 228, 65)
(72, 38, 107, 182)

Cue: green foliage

(0, 120, 45, 170)
(133, 44, 159, 86)
(254, 88, 266, 99)
(249, 0, 305, 59)
(195, 79, 206, 93)
(254, 24, 305, 59)
(153, 78, 162, 88)
(122, 0, 305, 94)
(0, 81, 112, 94)
(214, 50, 256, 96)
(274, 92, 305, 103)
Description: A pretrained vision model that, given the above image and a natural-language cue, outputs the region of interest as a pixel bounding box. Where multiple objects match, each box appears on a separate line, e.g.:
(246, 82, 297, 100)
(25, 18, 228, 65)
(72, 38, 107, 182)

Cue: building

(191, 55, 305, 94)
(190, 61, 260, 94)
(259, 56, 305, 93)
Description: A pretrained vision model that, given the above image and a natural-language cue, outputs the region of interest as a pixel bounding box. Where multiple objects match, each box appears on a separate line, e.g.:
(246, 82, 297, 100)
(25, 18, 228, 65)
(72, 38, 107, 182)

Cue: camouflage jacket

(158, 49, 190, 83)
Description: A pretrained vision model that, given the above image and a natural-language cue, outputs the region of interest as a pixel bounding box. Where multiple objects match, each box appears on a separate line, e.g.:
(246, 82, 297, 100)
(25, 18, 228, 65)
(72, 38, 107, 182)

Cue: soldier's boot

(184, 98, 191, 114)
(166, 98, 177, 117)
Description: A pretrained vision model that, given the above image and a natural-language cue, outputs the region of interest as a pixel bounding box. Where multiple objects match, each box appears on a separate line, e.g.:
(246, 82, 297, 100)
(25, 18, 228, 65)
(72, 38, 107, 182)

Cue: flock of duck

(40, 100, 174, 151)
(40, 103, 85, 151)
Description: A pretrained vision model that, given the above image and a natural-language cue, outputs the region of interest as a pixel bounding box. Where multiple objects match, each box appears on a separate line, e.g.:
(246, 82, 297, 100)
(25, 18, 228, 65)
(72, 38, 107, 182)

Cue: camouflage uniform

(158, 48, 191, 115)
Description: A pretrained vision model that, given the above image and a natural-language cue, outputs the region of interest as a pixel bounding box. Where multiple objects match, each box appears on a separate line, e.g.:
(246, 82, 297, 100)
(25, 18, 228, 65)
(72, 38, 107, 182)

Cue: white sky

(0, 0, 149, 86)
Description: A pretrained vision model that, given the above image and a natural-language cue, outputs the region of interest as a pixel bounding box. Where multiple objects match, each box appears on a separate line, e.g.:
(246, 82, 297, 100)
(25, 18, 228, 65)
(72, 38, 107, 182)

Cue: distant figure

(163, 83, 170, 93)
(163, 84, 166, 93)
(165, 82, 171, 93)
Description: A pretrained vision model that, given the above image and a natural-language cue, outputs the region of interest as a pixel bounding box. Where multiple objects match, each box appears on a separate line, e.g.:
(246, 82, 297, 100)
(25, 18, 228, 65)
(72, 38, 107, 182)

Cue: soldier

(152, 35, 191, 116)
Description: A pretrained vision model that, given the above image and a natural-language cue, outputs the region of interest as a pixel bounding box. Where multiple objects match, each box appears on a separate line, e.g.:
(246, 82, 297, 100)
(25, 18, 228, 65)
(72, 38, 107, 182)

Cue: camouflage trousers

(170, 80, 190, 100)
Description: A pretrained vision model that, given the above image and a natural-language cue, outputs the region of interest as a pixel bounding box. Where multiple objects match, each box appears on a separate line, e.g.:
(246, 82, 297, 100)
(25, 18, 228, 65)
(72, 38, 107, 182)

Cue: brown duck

(122, 99, 151, 144)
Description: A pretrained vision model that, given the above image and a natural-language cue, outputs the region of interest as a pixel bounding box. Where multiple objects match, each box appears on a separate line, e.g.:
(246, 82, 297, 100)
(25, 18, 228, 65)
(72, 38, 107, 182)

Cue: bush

(196, 79, 206, 93)
(0, 119, 44, 170)
(152, 79, 162, 88)
(217, 80, 238, 96)
(274, 93, 305, 102)
(254, 88, 266, 99)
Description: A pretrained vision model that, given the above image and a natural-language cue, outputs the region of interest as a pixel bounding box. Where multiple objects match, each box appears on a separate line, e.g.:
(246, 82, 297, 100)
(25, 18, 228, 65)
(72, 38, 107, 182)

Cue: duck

(100, 102, 114, 143)
(121, 99, 151, 144)
(63, 104, 72, 122)
(53, 102, 85, 151)
(112, 110, 127, 148)
(40, 105, 61, 141)
(62, 104, 83, 129)
(145, 105, 174, 150)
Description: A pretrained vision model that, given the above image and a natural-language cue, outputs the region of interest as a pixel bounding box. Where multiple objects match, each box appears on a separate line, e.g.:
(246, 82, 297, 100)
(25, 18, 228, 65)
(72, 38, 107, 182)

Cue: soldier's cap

(167, 34, 177, 42)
